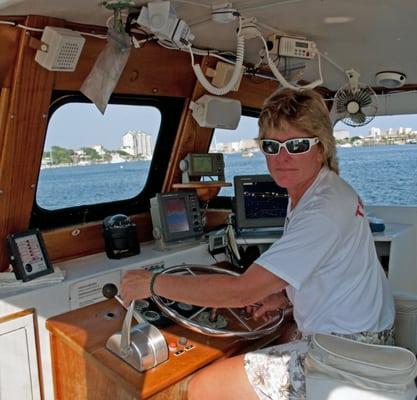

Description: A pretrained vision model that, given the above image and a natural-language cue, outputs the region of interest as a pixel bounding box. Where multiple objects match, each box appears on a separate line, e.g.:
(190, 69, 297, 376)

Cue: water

(37, 145, 417, 209)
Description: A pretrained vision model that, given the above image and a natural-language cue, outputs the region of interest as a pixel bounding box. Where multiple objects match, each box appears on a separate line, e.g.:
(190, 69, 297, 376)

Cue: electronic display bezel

(234, 174, 289, 231)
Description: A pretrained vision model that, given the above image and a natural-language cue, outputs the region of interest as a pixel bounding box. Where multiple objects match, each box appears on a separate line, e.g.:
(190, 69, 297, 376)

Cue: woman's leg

(188, 338, 310, 400)
(187, 354, 259, 400)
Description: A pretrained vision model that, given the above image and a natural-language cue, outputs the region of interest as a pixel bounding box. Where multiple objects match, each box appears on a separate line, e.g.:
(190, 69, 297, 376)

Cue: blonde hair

(258, 88, 339, 174)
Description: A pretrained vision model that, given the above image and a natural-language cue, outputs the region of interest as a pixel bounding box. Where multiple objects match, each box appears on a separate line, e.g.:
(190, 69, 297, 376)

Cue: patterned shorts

(243, 328, 395, 400)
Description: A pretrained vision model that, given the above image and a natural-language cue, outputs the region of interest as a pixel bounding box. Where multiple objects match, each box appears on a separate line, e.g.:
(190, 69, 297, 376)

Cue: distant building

(239, 139, 258, 151)
(334, 129, 350, 140)
(122, 130, 152, 158)
(369, 127, 382, 138)
(216, 141, 240, 153)
(92, 144, 106, 155)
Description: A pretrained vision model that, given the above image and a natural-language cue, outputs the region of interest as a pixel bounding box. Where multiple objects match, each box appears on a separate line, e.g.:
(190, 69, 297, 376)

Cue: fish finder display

(234, 175, 289, 230)
(163, 198, 190, 233)
(243, 181, 288, 220)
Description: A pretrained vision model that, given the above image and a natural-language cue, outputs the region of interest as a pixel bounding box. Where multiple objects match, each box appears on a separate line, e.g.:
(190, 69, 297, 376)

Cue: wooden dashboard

(46, 299, 286, 400)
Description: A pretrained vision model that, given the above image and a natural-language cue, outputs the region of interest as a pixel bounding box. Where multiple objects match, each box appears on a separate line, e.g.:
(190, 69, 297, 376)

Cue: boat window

(334, 115, 417, 206)
(31, 93, 184, 229)
(37, 103, 160, 209)
(210, 113, 417, 206)
(210, 113, 267, 197)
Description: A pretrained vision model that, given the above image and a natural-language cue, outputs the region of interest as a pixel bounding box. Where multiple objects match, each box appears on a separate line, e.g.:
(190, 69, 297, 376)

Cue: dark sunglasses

(259, 137, 320, 155)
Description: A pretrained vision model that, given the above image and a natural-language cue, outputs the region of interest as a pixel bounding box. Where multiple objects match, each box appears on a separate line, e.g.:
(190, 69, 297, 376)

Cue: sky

(45, 102, 417, 151)
(45, 103, 162, 151)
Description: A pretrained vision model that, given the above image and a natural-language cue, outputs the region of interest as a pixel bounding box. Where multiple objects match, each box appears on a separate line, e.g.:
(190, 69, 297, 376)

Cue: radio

(179, 153, 225, 183)
(279, 37, 316, 59)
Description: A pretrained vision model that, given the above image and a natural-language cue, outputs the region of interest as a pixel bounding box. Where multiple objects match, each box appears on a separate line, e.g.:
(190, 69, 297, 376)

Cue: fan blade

(355, 88, 372, 107)
(350, 111, 367, 124)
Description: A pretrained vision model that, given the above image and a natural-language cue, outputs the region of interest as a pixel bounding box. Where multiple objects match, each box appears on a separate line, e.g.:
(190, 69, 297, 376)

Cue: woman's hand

(246, 292, 288, 321)
(120, 269, 153, 306)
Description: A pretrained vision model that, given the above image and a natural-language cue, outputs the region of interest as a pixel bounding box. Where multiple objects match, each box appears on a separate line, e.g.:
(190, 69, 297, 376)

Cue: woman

(121, 88, 395, 400)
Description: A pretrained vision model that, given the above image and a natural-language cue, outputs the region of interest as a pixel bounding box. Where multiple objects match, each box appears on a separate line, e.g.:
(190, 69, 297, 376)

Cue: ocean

(37, 145, 417, 210)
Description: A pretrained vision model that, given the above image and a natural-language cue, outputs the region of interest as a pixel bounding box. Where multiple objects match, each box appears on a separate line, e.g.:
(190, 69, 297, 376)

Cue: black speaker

(103, 214, 140, 259)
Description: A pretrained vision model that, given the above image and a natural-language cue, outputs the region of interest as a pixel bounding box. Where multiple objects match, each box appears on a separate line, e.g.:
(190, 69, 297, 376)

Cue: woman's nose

(276, 146, 291, 160)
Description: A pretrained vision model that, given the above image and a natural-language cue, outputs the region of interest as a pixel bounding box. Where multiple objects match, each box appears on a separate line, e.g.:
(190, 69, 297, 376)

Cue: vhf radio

(179, 153, 225, 183)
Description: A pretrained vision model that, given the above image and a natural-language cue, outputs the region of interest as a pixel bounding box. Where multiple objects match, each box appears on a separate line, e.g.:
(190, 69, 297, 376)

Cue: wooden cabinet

(47, 299, 286, 400)
(0, 309, 41, 400)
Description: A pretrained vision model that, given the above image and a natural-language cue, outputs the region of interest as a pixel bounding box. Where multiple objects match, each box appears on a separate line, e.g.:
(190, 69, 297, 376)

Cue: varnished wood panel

(0, 16, 65, 271)
(229, 75, 279, 109)
(0, 21, 23, 88)
(0, 308, 33, 324)
(54, 41, 197, 98)
(47, 299, 285, 400)
(42, 213, 153, 263)
(0, 88, 10, 156)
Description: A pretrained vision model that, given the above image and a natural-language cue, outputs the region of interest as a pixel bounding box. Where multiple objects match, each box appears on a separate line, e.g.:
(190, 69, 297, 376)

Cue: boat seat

(305, 333, 417, 399)
(394, 291, 417, 354)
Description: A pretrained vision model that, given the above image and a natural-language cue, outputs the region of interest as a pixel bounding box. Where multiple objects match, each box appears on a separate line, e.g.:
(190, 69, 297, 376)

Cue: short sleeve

(255, 211, 340, 290)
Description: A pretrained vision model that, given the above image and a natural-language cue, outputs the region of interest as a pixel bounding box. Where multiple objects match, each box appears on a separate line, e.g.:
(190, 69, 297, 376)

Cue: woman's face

(262, 126, 323, 202)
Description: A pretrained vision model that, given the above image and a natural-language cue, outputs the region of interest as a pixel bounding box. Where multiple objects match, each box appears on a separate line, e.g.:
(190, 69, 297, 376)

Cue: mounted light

(375, 71, 406, 88)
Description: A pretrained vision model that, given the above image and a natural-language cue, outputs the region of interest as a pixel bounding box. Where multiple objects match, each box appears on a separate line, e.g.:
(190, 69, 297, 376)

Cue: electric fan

(331, 69, 378, 127)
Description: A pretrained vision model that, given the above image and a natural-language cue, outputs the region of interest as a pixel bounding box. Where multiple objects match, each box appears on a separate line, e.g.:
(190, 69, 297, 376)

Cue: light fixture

(375, 71, 406, 88)
(324, 16, 354, 24)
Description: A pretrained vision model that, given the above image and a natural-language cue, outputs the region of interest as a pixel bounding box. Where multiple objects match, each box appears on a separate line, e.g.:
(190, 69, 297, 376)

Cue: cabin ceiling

(0, 0, 416, 92)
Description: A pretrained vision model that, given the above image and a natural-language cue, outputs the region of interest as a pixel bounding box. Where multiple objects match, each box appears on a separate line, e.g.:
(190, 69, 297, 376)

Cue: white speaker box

(189, 95, 241, 129)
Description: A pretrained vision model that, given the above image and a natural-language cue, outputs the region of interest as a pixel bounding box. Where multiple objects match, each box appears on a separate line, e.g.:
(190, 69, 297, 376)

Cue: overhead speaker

(189, 95, 241, 129)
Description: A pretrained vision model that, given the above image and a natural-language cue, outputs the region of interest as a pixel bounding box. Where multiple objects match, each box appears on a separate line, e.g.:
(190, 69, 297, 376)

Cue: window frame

(208, 106, 261, 210)
(30, 91, 185, 229)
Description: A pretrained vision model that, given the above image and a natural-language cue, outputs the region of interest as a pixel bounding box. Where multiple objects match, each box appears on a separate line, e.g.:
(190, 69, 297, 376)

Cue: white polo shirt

(255, 167, 395, 335)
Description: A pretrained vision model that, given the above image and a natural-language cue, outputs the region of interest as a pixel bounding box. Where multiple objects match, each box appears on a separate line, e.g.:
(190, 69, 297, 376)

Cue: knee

(187, 374, 203, 400)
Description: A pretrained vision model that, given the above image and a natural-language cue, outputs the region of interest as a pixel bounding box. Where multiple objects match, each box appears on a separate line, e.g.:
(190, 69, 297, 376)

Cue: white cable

(188, 18, 245, 96)
(79, 32, 107, 39)
(0, 19, 107, 39)
(255, 20, 291, 38)
(0, 20, 16, 27)
(317, 50, 346, 74)
(16, 23, 44, 32)
(157, 39, 236, 66)
(257, 31, 323, 90)
(240, 0, 306, 13)
(174, 0, 211, 8)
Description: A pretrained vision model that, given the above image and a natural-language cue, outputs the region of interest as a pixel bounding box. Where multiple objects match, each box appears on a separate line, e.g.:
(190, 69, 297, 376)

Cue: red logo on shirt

(355, 197, 364, 218)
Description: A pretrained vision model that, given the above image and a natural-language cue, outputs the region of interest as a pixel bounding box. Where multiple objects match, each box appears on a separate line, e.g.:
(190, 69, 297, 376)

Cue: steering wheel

(151, 264, 286, 338)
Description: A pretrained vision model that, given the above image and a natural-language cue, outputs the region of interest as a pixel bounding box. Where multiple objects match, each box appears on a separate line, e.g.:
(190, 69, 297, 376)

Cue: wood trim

(0, 16, 65, 271)
(0, 22, 22, 88)
(54, 41, 196, 98)
(0, 308, 34, 324)
(42, 212, 153, 263)
(163, 55, 215, 192)
(47, 299, 284, 399)
(0, 87, 10, 155)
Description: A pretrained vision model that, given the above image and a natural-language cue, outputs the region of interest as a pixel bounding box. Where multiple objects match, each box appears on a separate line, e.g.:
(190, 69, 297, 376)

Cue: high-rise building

(122, 130, 153, 158)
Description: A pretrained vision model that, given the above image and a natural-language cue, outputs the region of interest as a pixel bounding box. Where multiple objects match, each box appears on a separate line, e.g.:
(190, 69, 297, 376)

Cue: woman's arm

(120, 263, 288, 308)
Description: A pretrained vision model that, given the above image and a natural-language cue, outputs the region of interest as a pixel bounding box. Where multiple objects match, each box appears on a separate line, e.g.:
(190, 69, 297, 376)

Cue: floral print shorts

(243, 328, 395, 400)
